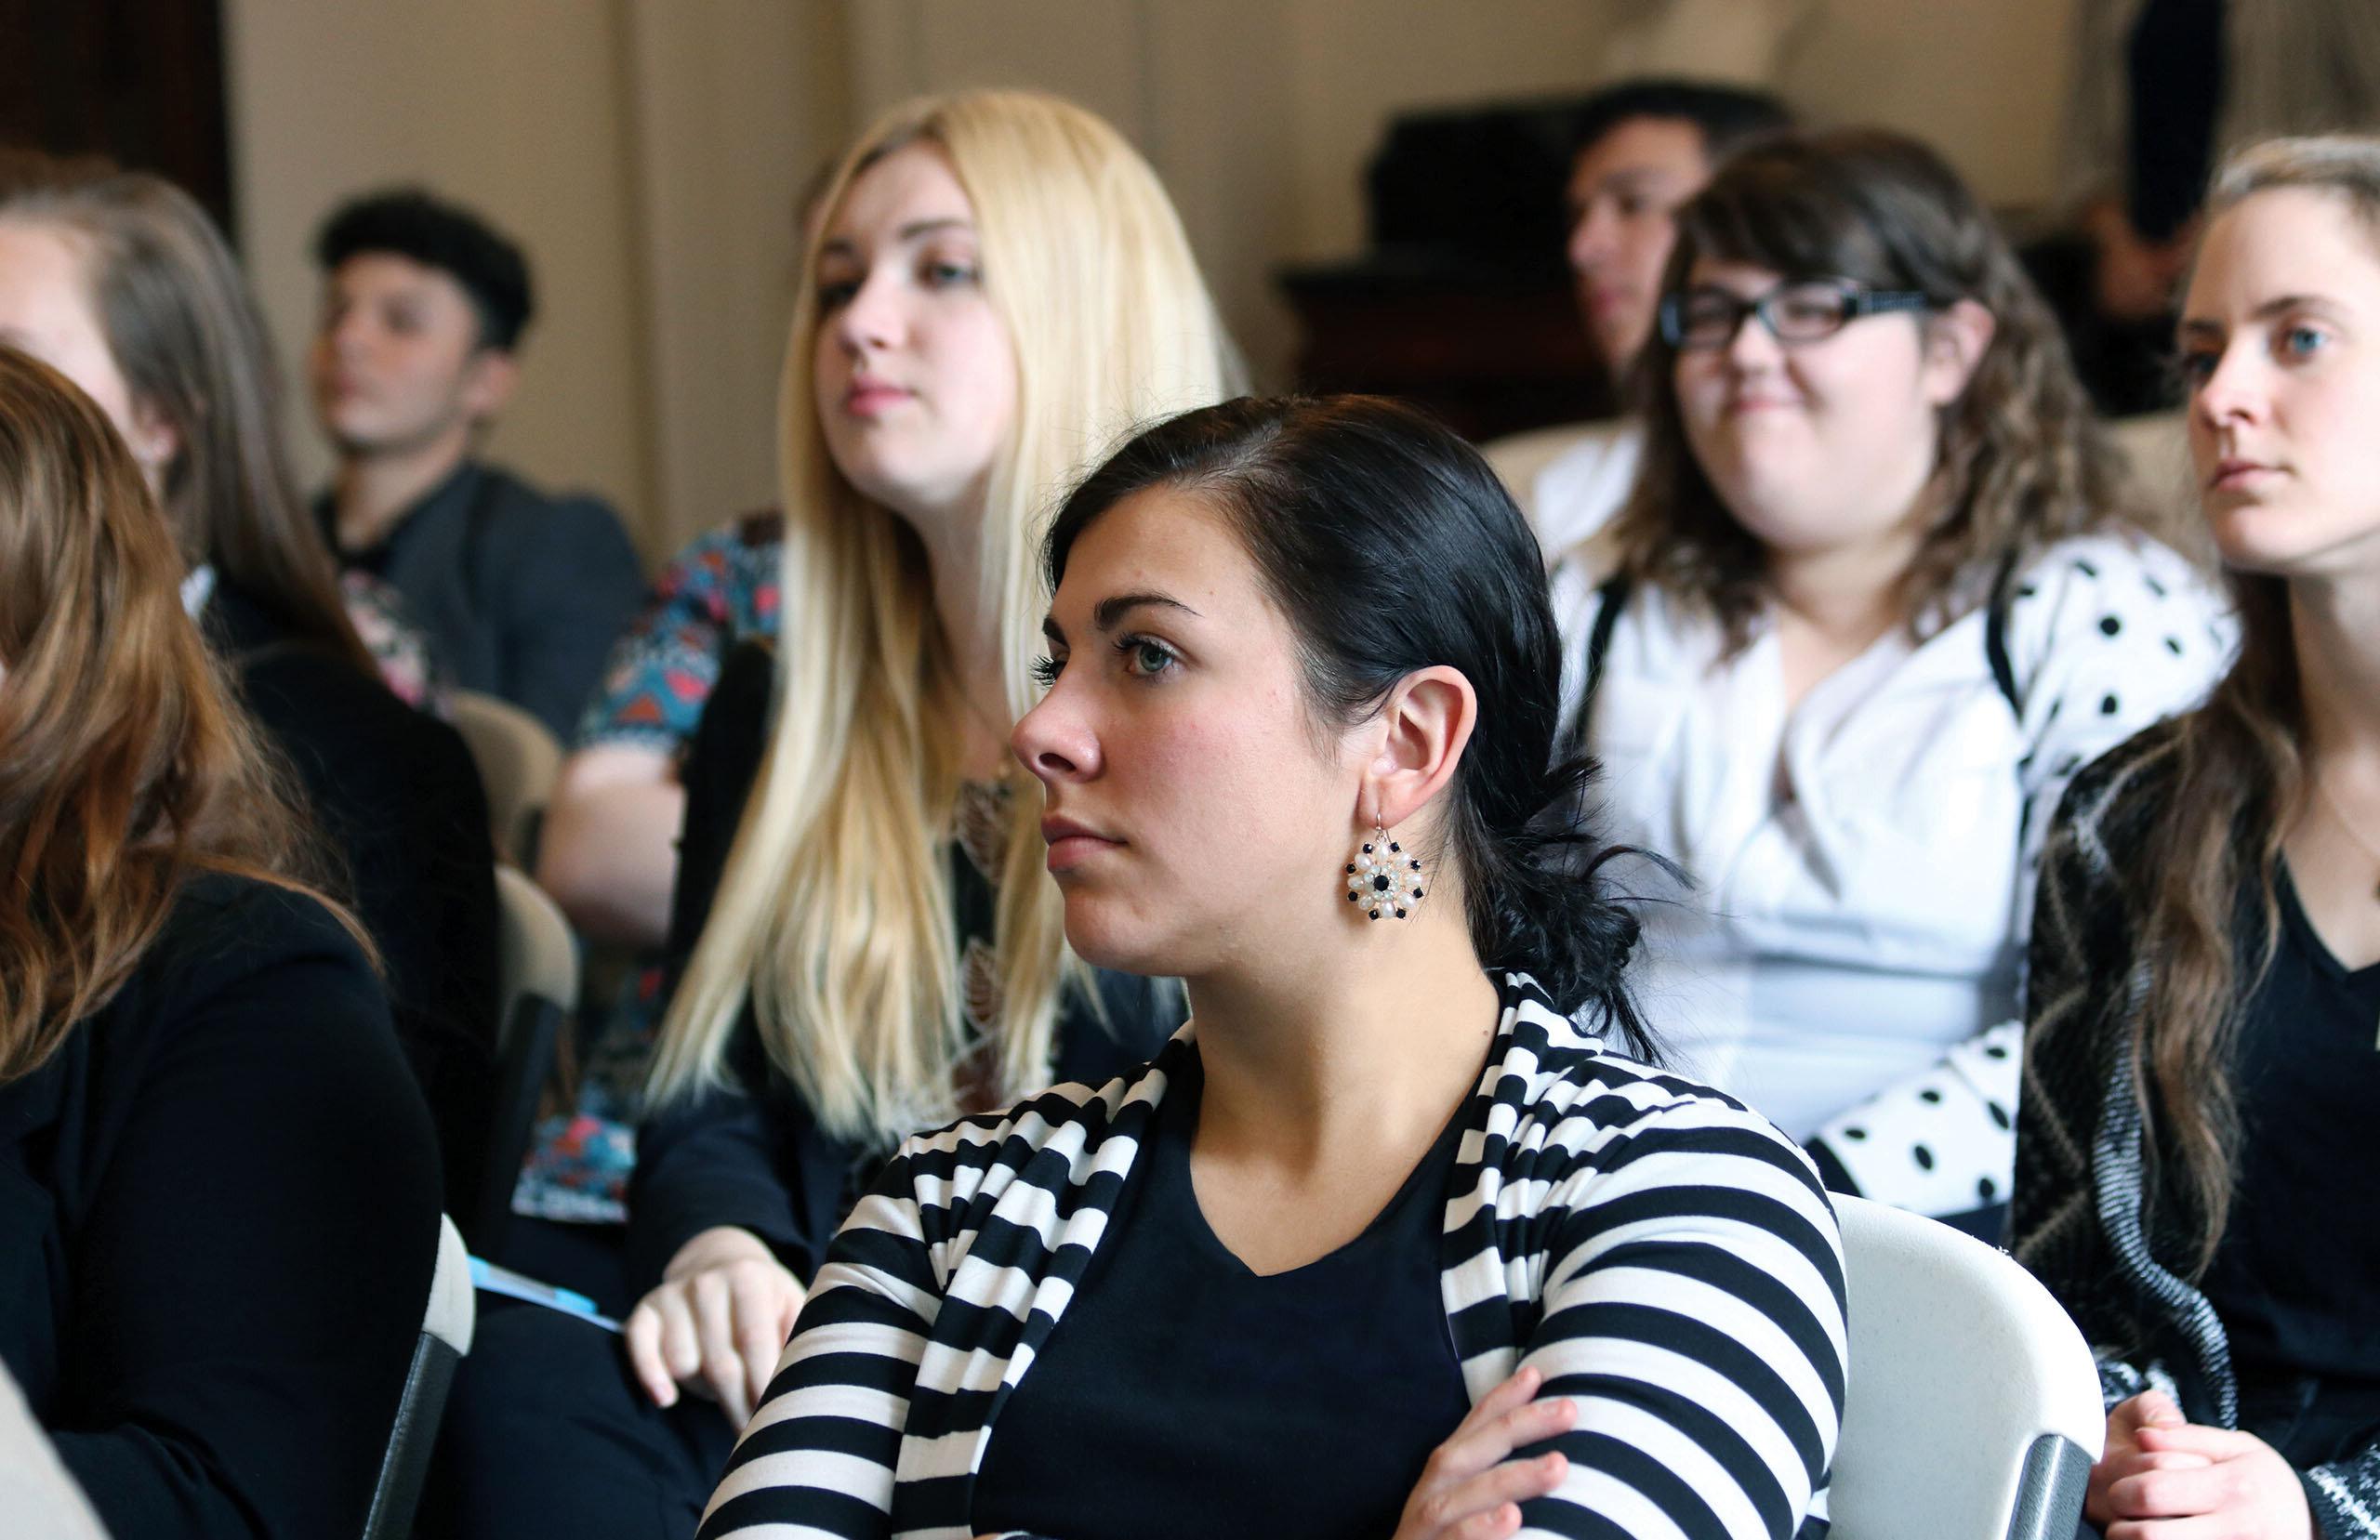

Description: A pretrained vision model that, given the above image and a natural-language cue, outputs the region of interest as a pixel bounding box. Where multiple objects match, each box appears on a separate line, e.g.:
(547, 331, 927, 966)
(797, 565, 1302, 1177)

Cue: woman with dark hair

(2012, 137, 2380, 1540)
(0, 343, 443, 1538)
(697, 396, 1844, 1540)
(1564, 127, 2230, 1230)
(0, 153, 501, 1221)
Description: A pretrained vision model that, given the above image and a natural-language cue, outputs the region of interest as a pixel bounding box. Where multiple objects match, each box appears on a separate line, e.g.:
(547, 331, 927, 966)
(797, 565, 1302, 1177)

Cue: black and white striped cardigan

(696, 972, 1847, 1540)
(2010, 730, 2380, 1536)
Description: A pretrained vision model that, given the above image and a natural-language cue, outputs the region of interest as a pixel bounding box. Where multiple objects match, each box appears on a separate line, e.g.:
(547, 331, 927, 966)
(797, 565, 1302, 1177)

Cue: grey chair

(362, 1214, 474, 1540)
(1827, 1195, 2106, 1540)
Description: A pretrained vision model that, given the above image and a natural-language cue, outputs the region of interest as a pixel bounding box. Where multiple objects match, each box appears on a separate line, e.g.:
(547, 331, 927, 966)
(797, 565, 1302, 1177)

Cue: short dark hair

(313, 188, 534, 351)
(1046, 395, 1661, 1047)
(1572, 78, 1794, 166)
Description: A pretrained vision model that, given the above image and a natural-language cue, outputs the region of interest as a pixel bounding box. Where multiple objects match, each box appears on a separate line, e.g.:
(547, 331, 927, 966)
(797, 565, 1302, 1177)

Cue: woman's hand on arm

(625, 1225, 805, 1428)
(1390, 1367, 1579, 1540)
(2090, 1392, 2314, 1540)
(536, 744, 684, 947)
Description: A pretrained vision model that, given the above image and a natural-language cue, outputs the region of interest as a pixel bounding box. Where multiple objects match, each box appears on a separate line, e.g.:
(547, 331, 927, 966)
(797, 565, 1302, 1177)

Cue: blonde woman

(434, 90, 1236, 1536)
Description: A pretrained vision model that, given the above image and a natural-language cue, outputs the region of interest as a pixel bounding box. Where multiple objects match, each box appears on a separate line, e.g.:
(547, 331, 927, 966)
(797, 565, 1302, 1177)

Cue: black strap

(1558, 573, 1632, 764)
(1983, 547, 2023, 717)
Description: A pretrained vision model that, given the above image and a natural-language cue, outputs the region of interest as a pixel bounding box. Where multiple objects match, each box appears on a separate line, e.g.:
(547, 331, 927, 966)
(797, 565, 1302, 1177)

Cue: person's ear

(1361, 665, 1477, 836)
(458, 348, 520, 424)
(1921, 297, 1995, 407)
(122, 395, 180, 485)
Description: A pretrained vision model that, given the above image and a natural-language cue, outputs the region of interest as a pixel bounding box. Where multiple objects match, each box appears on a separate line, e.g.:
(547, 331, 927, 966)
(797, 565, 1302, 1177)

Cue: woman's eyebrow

(1092, 591, 1201, 631)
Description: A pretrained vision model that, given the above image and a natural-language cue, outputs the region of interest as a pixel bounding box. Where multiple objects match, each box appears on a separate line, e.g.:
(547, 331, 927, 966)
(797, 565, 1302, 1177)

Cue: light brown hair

(0, 345, 350, 1084)
(2106, 135, 2380, 1272)
(1612, 127, 2142, 652)
(0, 151, 374, 674)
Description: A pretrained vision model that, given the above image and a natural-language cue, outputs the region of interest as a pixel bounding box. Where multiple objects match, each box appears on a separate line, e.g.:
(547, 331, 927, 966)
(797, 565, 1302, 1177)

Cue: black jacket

(627, 640, 1183, 1292)
(0, 875, 443, 1539)
(322, 459, 645, 741)
(2009, 727, 2380, 1535)
(208, 579, 500, 1222)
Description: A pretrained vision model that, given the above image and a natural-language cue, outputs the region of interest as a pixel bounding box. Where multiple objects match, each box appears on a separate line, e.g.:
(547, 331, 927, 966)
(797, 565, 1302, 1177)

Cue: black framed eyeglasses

(1658, 280, 1935, 350)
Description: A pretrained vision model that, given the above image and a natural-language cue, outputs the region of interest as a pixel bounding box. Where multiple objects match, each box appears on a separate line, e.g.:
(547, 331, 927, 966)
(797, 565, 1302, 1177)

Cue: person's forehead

(824, 143, 975, 244)
(1571, 116, 1711, 188)
(327, 251, 475, 309)
(2198, 189, 2380, 301)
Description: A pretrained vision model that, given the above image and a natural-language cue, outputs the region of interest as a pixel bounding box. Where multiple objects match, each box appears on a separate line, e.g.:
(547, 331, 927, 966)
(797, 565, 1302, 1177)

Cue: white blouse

(1562, 532, 2231, 1214)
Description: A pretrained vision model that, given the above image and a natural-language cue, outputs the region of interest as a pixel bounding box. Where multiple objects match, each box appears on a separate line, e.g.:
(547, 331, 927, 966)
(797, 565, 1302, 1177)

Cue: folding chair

(361, 1214, 473, 1540)
(474, 866, 581, 1257)
(1828, 1194, 2106, 1540)
(447, 690, 563, 865)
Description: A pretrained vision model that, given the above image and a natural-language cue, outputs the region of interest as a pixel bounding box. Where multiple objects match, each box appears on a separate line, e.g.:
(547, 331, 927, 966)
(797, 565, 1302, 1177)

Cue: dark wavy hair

(1613, 126, 2144, 653)
(1045, 395, 1660, 1054)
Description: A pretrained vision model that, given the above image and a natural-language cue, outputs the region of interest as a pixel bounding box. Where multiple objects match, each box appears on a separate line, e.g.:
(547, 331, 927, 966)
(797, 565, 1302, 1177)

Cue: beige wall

(224, 0, 659, 542)
(223, 0, 2083, 559)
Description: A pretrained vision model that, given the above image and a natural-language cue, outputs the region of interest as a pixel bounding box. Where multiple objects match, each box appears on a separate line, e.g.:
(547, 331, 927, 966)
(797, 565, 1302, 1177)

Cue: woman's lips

(843, 381, 913, 417)
(2209, 458, 2281, 493)
(1041, 817, 1122, 874)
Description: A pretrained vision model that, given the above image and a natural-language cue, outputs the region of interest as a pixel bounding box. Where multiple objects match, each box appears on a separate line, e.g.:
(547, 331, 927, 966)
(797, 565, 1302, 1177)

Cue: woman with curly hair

(1560, 127, 2229, 1231)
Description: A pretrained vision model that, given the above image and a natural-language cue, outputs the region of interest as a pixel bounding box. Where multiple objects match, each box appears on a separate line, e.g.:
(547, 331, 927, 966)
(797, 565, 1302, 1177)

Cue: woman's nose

(1012, 685, 1100, 784)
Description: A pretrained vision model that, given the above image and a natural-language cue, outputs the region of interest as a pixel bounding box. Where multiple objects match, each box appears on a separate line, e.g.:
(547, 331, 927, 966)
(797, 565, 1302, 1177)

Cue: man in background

(1526, 79, 1792, 564)
(311, 188, 643, 741)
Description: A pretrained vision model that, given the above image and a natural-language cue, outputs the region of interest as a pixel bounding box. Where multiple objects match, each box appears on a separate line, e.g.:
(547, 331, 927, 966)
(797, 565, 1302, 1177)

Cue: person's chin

(1057, 899, 1172, 981)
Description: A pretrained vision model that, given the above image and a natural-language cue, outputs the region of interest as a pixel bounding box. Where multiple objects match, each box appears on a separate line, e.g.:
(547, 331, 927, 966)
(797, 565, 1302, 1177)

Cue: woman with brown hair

(1561, 127, 2229, 1231)
(0, 343, 443, 1537)
(0, 153, 501, 1221)
(2011, 137, 2380, 1540)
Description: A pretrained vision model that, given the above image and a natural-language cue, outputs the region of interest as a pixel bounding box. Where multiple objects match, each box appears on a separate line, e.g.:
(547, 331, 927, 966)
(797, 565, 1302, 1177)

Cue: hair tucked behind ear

(1046, 395, 1663, 1058)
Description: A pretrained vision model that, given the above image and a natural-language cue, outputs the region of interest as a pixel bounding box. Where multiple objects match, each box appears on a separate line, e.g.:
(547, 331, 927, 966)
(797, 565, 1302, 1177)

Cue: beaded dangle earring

(1344, 819, 1424, 921)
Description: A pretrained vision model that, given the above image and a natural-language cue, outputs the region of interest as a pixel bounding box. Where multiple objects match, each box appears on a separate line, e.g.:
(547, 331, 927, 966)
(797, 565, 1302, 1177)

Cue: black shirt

(205, 579, 501, 1225)
(319, 459, 645, 740)
(971, 1053, 1474, 1540)
(2199, 865, 2380, 1385)
(0, 875, 443, 1539)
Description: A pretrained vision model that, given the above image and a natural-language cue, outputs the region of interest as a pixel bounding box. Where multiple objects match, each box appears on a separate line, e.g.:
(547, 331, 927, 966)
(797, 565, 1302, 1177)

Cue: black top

(0, 875, 444, 1540)
(628, 639, 1182, 1293)
(206, 578, 501, 1223)
(320, 458, 645, 740)
(2199, 865, 2380, 1385)
(971, 1053, 1474, 1540)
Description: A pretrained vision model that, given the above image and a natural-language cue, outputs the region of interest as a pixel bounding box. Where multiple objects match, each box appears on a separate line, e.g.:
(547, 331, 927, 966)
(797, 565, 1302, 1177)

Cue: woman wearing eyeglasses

(1558, 127, 2230, 1233)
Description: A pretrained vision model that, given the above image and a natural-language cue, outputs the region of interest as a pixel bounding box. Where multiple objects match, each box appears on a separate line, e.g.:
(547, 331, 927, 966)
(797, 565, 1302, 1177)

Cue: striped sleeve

(695, 1148, 941, 1540)
(1516, 1094, 1847, 1540)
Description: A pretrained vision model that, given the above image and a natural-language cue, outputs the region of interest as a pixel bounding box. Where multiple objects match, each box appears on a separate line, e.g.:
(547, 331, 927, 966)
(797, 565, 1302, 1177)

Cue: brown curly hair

(1610, 127, 2146, 652)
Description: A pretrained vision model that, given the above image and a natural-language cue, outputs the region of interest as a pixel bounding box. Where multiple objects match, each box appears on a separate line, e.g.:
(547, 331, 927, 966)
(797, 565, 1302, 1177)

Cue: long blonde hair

(650, 91, 1239, 1139)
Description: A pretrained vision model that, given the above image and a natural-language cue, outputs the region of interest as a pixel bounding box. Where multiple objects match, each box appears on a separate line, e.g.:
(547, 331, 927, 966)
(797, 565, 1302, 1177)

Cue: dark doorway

(0, 0, 233, 235)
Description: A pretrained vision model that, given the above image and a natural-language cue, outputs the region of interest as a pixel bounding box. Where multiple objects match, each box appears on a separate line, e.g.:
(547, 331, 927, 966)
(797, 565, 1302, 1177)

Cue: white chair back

(1828, 1195, 2104, 1540)
(446, 691, 562, 864)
